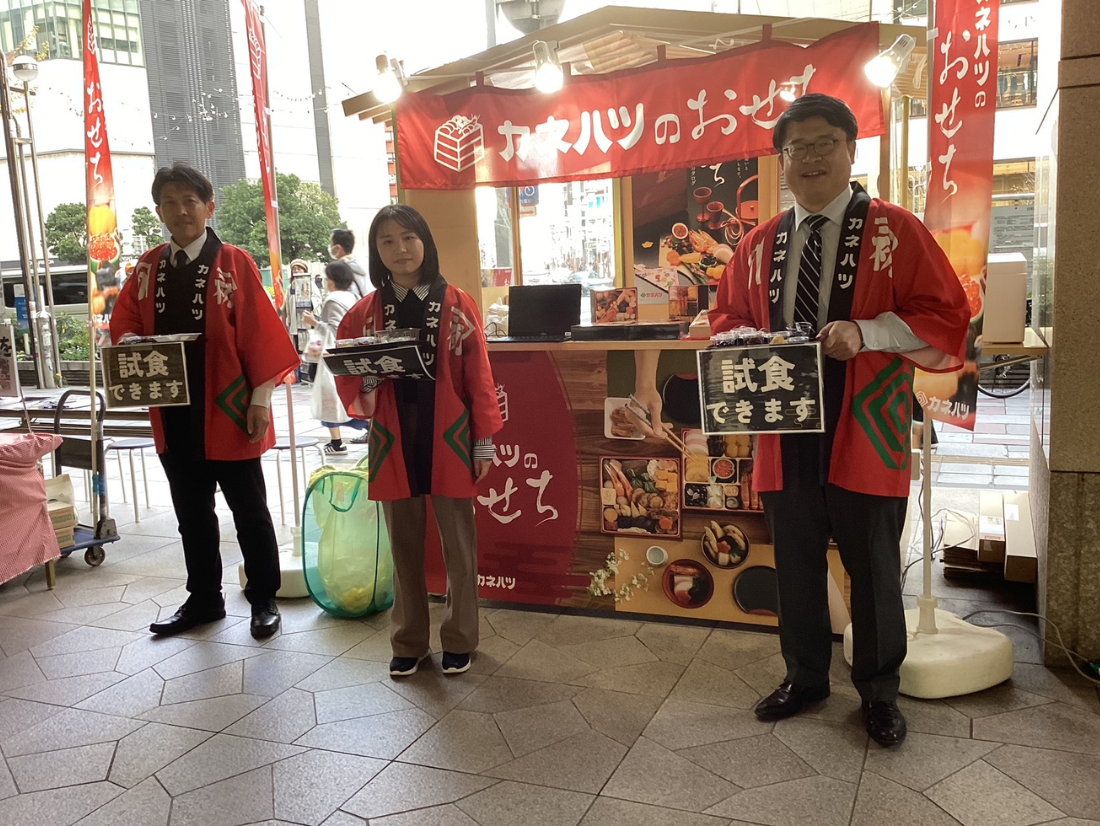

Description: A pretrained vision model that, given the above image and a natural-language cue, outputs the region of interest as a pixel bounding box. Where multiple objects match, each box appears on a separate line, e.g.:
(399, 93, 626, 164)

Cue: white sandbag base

(238, 526, 309, 598)
(844, 607, 1015, 699)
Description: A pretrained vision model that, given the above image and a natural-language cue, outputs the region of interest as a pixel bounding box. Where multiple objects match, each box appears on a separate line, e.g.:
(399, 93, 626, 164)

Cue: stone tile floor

(4, 387, 1088, 826)
(2, 505, 1099, 826)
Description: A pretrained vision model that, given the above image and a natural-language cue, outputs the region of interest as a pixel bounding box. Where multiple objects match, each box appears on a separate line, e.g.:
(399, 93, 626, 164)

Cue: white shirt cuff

(856, 313, 929, 354)
(473, 438, 495, 461)
(250, 380, 277, 408)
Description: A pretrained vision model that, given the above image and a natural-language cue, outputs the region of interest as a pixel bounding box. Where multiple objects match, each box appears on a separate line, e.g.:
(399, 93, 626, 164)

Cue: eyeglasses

(782, 137, 842, 161)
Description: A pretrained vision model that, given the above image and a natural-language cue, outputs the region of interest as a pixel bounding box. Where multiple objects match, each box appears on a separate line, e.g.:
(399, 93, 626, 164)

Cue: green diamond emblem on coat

(853, 360, 912, 471)
(367, 421, 395, 482)
(215, 374, 251, 433)
(443, 410, 472, 473)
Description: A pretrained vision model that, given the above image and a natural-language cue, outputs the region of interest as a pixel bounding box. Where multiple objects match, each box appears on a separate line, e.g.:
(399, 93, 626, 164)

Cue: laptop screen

(508, 284, 582, 337)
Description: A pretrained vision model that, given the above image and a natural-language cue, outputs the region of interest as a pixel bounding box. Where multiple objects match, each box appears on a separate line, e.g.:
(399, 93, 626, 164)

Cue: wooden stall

(341, 6, 926, 628)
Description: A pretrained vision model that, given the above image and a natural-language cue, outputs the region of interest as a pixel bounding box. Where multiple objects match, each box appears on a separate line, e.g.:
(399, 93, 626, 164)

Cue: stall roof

(342, 6, 928, 123)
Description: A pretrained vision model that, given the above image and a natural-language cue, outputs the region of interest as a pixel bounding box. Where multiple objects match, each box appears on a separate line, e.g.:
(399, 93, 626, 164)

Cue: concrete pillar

(1033, 0, 1100, 662)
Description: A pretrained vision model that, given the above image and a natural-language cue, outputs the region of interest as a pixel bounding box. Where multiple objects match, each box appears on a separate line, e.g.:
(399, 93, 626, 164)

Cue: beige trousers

(381, 495, 479, 658)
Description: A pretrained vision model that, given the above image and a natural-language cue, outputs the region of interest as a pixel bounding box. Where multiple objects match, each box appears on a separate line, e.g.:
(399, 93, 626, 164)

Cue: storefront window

(997, 39, 1037, 109)
(908, 165, 928, 217)
(517, 179, 617, 324)
(993, 158, 1036, 202)
(476, 186, 514, 289)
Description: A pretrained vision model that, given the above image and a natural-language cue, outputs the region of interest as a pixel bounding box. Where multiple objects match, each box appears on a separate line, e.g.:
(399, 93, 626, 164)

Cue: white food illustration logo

(434, 115, 485, 172)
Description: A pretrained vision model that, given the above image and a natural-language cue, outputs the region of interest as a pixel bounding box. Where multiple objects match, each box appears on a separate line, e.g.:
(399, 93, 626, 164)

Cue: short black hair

(772, 93, 859, 152)
(325, 260, 355, 291)
(151, 162, 214, 205)
(331, 228, 355, 253)
(366, 205, 440, 290)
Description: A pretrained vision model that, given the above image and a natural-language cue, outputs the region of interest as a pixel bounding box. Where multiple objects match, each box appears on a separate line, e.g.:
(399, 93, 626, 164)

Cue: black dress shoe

(149, 601, 226, 636)
(250, 600, 281, 639)
(754, 681, 831, 720)
(863, 700, 907, 746)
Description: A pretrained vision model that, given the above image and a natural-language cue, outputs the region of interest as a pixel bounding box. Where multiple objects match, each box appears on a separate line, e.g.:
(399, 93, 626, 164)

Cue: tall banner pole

(914, 0, 1000, 430)
(83, 0, 122, 525)
(241, 0, 285, 319)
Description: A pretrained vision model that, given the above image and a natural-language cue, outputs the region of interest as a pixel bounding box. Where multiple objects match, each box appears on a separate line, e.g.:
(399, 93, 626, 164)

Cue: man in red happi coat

(711, 95, 969, 747)
(112, 163, 299, 639)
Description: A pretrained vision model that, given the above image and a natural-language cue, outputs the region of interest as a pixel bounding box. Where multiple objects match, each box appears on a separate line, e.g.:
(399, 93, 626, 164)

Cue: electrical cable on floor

(962, 609, 1100, 686)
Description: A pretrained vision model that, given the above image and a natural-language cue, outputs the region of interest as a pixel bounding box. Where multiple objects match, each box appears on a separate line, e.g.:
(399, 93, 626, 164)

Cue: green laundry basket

(302, 459, 395, 618)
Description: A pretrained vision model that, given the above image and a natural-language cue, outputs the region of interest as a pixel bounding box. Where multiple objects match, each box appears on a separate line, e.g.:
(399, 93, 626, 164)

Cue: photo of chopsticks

(625, 395, 689, 456)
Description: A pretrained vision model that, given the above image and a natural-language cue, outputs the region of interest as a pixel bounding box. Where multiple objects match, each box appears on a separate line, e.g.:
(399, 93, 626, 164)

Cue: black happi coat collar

(379, 273, 449, 380)
(771, 183, 872, 489)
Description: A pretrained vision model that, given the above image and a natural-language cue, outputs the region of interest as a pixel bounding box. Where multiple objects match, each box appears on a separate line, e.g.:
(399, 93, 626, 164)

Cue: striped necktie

(793, 214, 829, 331)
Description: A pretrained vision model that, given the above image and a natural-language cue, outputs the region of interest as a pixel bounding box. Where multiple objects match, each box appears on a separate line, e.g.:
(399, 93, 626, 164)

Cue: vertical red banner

(83, 0, 122, 345)
(915, 0, 1000, 429)
(241, 0, 285, 311)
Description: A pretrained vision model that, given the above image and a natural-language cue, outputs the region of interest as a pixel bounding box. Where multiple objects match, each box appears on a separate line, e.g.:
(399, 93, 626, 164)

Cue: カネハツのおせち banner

(914, 0, 1000, 429)
(394, 25, 886, 190)
(84, 0, 122, 346)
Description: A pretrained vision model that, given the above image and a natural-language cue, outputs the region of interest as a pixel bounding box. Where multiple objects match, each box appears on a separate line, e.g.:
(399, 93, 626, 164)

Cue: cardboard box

(54, 528, 75, 549)
(1003, 491, 1037, 583)
(983, 253, 1028, 343)
(48, 501, 77, 529)
(977, 490, 1006, 563)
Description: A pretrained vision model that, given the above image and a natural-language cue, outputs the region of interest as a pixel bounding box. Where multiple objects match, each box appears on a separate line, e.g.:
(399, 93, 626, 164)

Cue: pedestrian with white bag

(302, 261, 370, 454)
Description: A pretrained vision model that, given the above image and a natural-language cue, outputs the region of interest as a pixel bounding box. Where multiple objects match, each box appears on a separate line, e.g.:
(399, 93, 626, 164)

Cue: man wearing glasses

(710, 94, 970, 747)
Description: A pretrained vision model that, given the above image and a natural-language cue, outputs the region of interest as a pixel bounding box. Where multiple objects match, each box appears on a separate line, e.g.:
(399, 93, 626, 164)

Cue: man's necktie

(174, 250, 188, 268)
(793, 214, 829, 331)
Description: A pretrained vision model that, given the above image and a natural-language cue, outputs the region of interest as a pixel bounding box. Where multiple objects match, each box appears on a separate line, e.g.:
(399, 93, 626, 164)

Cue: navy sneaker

(389, 654, 427, 677)
(441, 652, 471, 674)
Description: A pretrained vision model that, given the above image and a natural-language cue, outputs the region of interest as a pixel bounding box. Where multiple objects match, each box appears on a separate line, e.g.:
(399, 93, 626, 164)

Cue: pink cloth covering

(0, 432, 64, 584)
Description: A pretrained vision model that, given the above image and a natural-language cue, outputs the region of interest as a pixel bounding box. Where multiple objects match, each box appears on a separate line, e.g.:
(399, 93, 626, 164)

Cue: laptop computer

(493, 283, 582, 343)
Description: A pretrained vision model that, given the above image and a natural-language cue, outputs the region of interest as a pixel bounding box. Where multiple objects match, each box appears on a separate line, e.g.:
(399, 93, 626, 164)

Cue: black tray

(570, 321, 689, 341)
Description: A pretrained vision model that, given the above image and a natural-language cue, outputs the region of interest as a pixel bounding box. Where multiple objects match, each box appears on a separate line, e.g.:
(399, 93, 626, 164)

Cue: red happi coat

(334, 283, 503, 501)
(711, 196, 969, 498)
(110, 243, 299, 460)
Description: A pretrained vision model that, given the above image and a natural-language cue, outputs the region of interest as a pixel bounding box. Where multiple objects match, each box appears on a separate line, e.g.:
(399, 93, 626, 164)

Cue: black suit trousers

(761, 484, 908, 702)
(159, 451, 281, 607)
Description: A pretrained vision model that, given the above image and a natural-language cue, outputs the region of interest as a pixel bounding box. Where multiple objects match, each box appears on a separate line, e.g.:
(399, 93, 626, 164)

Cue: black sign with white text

(101, 342, 190, 408)
(323, 341, 435, 381)
(697, 342, 824, 435)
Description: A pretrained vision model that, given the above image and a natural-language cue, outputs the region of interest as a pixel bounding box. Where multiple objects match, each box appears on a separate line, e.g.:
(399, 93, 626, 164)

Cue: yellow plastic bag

(303, 469, 394, 617)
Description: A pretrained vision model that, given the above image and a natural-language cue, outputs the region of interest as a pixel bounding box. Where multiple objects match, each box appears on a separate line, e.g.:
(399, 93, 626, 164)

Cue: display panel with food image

(600, 457, 681, 538)
(592, 288, 638, 324)
(659, 228, 730, 285)
(669, 284, 710, 321)
(701, 520, 749, 569)
(604, 397, 644, 440)
(681, 430, 762, 513)
(662, 558, 714, 609)
(632, 160, 759, 291)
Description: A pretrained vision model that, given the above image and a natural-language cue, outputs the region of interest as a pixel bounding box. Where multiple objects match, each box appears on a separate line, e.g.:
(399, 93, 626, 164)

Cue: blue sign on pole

(519, 185, 539, 207)
(13, 286, 28, 331)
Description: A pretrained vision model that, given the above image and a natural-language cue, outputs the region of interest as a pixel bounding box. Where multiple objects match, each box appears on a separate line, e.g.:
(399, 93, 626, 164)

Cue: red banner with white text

(83, 0, 122, 346)
(914, 0, 999, 430)
(396, 24, 886, 190)
(242, 0, 285, 311)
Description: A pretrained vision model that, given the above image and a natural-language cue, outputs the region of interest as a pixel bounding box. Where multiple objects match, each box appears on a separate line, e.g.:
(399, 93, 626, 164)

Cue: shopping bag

(303, 328, 325, 363)
(302, 465, 394, 618)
